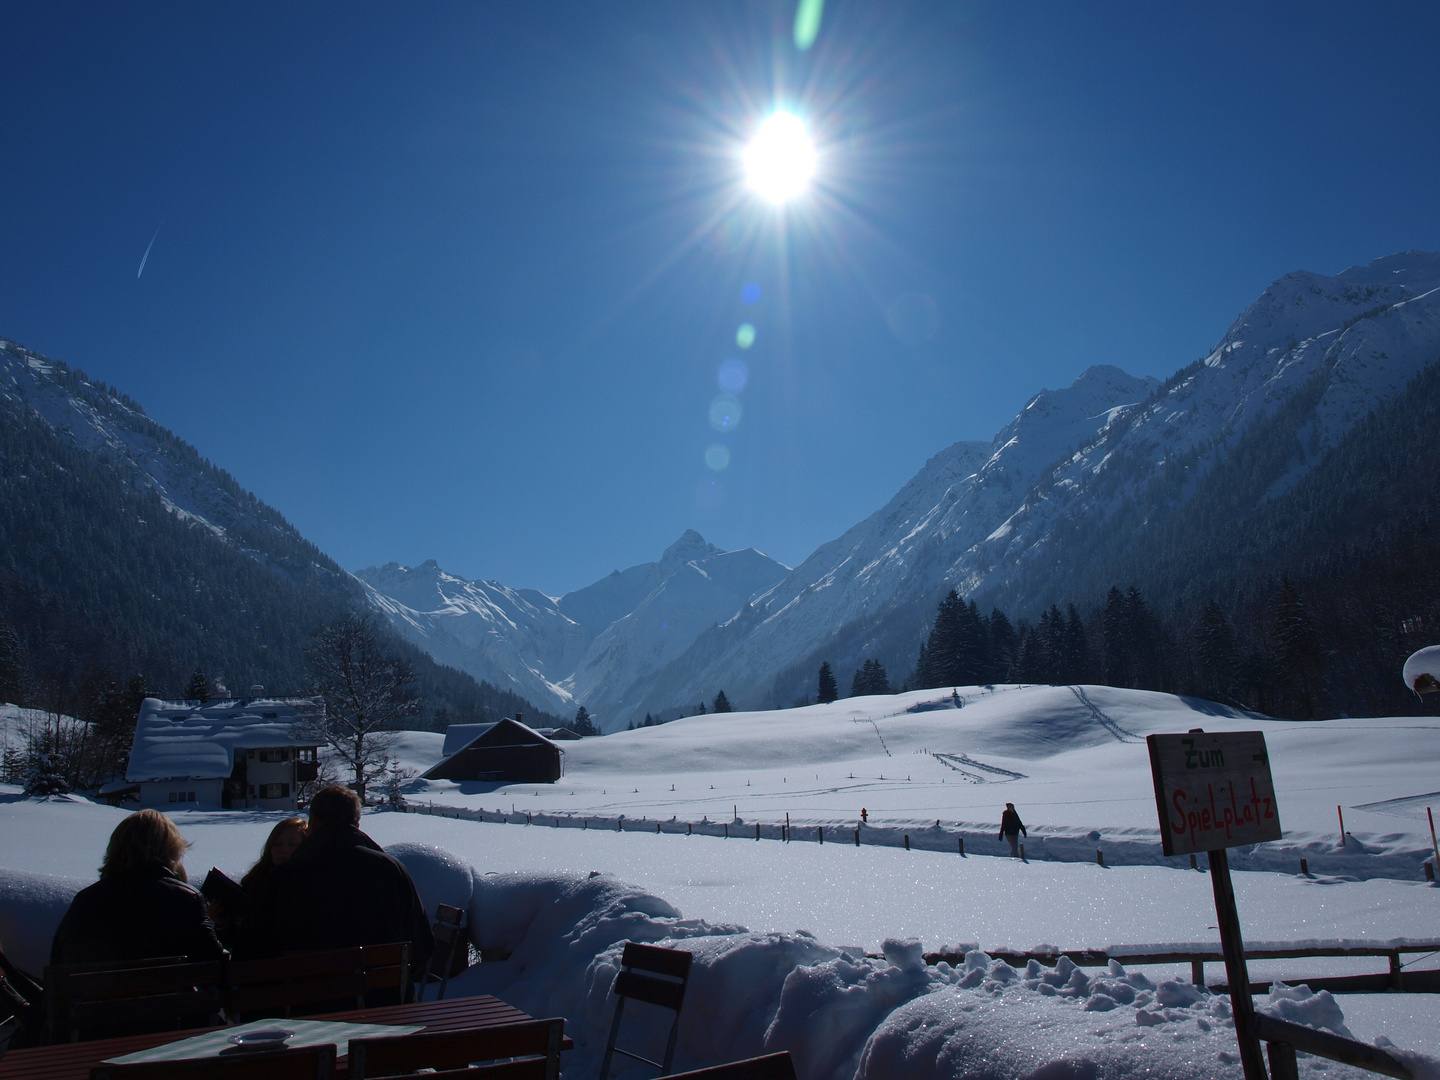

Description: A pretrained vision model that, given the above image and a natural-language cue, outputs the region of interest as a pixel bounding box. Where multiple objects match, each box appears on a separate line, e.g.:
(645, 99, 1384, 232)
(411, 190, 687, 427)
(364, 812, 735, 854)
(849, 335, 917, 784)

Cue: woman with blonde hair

(50, 809, 225, 966)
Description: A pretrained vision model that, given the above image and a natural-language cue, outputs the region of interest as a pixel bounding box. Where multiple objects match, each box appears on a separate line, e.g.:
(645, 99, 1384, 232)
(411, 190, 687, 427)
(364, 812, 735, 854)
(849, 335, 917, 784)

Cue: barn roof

(126, 696, 324, 783)
(425, 717, 559, 780)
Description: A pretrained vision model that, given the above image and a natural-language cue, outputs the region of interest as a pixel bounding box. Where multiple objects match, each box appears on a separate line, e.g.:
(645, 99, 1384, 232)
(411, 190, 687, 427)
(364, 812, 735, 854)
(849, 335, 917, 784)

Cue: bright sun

(743, 111, 817, 204)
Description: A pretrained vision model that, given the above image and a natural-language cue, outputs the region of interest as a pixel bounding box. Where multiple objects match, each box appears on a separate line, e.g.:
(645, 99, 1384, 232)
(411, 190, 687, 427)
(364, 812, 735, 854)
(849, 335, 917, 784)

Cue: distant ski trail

(933, 752, 1026, 781)
(1069, 685, 1140, 743)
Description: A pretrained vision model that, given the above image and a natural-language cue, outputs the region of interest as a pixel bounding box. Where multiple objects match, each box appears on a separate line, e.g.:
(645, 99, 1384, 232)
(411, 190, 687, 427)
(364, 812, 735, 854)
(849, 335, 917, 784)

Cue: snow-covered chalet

(121, 695, 324, 810)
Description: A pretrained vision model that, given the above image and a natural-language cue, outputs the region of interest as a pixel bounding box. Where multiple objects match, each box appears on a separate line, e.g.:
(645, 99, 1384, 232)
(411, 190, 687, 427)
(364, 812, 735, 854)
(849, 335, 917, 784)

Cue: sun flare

(743, 111, 817, 204)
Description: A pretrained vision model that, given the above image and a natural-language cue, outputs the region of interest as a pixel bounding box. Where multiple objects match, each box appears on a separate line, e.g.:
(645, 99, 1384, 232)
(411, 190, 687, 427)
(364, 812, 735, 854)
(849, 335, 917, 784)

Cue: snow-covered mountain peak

(660, 529, 719, 566)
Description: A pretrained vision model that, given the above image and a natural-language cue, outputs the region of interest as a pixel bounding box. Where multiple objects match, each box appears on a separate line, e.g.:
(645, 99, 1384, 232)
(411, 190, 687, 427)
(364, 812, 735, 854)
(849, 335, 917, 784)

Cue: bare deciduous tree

(306, 613, 420, 804)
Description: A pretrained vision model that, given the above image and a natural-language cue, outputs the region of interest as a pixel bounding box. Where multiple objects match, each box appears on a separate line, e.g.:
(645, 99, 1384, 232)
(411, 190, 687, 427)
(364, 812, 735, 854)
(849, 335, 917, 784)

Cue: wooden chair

(664, 1053, 797, 1080)
(224, 948, 368, 1020)
(90, 1042, 337, 1080)
(360, 942, 412, 1005)
(224, 943, 411, 1019)
(348, 1017, 564, 1080)
(0, 1015, 22, 1062)
(597, 943, 693, 1079)
(419, 904, 470, 1002)
(45, 959, 224, 1043)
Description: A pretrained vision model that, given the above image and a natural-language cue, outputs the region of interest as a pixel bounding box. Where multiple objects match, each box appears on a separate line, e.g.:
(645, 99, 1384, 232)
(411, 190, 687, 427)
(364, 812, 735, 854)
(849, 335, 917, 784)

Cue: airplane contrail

(137, 227, 160, 279)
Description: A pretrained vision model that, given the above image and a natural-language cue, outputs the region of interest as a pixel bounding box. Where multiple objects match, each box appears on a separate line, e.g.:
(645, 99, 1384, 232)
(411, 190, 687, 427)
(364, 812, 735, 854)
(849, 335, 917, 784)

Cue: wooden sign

(1147, 731, 1281, 856)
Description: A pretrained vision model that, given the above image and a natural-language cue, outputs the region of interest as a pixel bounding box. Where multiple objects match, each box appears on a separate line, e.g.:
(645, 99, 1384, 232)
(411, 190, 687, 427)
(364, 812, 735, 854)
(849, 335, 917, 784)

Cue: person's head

(263, 817, 307, 867)
(308, 785, 362, 830)
(100, 809, 191, 880)
(1006, 803, 1015, 811)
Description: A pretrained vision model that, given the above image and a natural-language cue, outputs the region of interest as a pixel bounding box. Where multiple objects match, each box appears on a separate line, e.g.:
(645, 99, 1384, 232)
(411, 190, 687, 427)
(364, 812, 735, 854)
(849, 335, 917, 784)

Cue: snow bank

(361, 848, 1440, 1080)
(0, 867, 86, 977)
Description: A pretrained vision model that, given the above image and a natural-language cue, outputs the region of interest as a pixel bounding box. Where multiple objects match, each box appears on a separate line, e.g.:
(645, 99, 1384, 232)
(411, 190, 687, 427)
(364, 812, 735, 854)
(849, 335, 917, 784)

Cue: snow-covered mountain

(628, 251, 1440, 715)
(355, 531, 790, 727)
(0, 339, 337, 584)
(364, 252, 1440, 725)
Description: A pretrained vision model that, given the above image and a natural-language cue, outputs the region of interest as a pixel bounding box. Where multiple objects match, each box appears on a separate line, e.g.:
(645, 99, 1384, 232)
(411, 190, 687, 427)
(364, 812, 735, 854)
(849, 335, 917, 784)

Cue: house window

(258, 783, 291, 799)
(297, 747, 316, 762)
(258, 749, 290, 763)
(168, 791, 197, 803)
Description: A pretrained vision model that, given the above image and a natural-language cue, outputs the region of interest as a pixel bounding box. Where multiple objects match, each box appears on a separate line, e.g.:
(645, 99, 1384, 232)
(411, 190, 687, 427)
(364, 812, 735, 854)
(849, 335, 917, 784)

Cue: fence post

(1191, 960, 1204, 986)
(756, 823, 761, 841)
(904, 834, 910, 851)
(958, 837, 964, 856)
(687, 822, 692, 836)
(1389, 953, 1403, 991)
(1300, 858, 1308, 875)
(1266, 1041, 1299, 1080)
(657, 822, 662, 834)
(854, 829, 860, 846)
(1096, 848, 1104, 866)
(819, 826, 824, 845)
(724, 823, 729, 838)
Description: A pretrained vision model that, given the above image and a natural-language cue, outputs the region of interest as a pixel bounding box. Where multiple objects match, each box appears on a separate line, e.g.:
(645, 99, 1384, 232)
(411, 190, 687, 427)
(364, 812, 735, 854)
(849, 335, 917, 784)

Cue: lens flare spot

(705, 444, 731, 471)
(742, 282, 762, 305)
(693, 477, 724, 509)
(718, 358, 749, 394)
(744, 111, 817, 204)
(736, 323, 756, 349)
(709, 395, 742, 432)
(886, 293, 941, 346)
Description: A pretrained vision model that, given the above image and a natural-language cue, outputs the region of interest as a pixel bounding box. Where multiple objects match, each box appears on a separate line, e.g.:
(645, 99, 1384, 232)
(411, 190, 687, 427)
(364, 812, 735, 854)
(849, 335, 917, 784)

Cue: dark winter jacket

(239, 823, 433, 999)
(50, 861, 225, 967)
(999, 809, 1026, 839)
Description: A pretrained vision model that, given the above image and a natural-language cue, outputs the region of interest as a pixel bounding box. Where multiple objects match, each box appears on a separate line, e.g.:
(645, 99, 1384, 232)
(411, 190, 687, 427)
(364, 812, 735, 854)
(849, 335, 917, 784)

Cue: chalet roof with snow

(126, 696, 325, 783)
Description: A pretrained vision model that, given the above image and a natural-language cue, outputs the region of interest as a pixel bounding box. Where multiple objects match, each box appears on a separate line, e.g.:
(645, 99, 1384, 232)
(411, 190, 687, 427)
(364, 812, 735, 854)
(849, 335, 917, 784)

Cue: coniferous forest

(0, 355, 560, 739)
(792, 358, 1440, 722)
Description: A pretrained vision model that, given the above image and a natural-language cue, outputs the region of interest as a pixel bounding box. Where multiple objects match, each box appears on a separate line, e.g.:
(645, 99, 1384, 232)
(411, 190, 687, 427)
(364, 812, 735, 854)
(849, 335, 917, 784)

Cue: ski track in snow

(932, 752, 1027, 782)
(1071, 684, 1141, 743)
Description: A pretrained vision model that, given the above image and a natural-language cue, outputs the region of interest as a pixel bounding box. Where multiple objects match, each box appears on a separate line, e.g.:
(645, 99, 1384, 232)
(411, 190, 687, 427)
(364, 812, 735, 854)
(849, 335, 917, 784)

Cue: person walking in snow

(999, 802, 1026, 858)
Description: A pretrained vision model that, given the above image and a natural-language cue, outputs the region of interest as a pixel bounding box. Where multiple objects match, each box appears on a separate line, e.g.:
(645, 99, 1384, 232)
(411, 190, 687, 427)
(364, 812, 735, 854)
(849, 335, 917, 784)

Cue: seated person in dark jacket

(241, 785, 433, 1002)
(51, 809, 226, 967)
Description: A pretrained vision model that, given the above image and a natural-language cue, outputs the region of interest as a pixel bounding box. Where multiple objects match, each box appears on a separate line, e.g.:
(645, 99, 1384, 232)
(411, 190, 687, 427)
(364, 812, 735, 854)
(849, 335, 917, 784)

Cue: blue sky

(4, 3, 1438, 595)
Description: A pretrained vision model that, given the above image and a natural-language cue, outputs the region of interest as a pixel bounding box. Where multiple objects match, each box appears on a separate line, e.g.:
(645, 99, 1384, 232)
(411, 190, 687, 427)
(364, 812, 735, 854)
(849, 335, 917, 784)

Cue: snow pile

(3, 836, 1437, 1077)
(386, 846, 1440, 1080)
(0, 866, 87, 975)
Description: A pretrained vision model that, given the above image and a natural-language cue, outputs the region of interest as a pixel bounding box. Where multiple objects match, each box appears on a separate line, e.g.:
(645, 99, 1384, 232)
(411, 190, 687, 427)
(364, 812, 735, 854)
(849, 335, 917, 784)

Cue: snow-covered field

(3, 686, 1439, 1079)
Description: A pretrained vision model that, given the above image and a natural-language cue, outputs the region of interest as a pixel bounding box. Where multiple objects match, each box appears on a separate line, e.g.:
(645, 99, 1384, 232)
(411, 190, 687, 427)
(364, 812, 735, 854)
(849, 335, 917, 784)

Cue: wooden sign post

(1149, 730, 1282, 1080)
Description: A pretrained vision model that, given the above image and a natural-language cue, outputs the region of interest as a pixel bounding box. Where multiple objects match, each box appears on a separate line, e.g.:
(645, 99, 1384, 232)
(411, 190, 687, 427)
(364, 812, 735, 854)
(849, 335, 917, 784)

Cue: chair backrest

(598, 942, 694, 1079)
(348, 1017, 564, 1080)
(359, 943, 412, 1002)
(664, 1053, 798, 1080)
(46, 960, 224, 1043)
(90, 1042, 337, 1080)
(0, 1014, 22, 1062)
(427, 904, 470, 981)
(44, 958, 186, 1044)
(224, 948, 368, 1019)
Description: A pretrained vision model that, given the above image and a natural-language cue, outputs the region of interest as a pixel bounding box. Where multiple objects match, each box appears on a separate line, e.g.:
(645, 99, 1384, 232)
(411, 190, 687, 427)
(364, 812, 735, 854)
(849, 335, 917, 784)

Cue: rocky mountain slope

(0, 338, 553, 726)
(628, 251, 1440, 715)
(355, 531, 790, 726)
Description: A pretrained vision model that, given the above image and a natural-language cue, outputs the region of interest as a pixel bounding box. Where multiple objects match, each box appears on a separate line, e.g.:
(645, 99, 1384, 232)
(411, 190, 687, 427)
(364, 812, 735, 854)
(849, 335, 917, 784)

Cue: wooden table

(0, 995, 567, 1080)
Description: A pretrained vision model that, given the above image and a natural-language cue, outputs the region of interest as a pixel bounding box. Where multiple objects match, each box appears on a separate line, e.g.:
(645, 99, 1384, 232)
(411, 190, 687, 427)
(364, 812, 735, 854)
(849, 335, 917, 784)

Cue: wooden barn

(423, 717, 563, 784)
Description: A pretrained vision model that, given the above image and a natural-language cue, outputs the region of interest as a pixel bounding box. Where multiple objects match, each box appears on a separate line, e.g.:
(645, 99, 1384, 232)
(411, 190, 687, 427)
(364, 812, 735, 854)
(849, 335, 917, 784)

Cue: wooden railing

(921, 941, 1440, 994)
